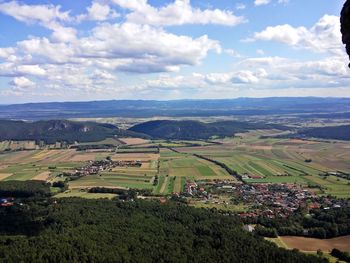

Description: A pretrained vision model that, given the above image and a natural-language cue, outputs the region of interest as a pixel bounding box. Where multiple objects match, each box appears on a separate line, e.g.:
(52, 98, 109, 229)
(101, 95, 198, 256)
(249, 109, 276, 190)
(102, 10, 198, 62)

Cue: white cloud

(253, 24, 307, 45)
(10, 76, 35, 89)
(0, 1, 71, 25)
(17, 37, 76, 64)
(231, 70, 259, 83)
(252, 15, 343, 55)
(77, 2, 119, 22)
(112, 0, 246, 26)
(0, 47, 15, 58)
(77, 22, 221, 72)
(0, 1, 77, 44)
(254, 0, 271, 6)
(16, 65, 46, 76)
(50, 25, 77, 43)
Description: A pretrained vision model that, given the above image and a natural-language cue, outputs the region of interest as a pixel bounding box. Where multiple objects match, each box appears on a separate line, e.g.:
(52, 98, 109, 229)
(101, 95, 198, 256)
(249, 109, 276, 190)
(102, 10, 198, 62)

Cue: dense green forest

(298, 125, 350, 141)
(0, 120, 145, 143)
(0, 196, 325, 262)
(249, 206, 350, 239)
(0, 180, 51, 198)
(129, 120, 287, 140)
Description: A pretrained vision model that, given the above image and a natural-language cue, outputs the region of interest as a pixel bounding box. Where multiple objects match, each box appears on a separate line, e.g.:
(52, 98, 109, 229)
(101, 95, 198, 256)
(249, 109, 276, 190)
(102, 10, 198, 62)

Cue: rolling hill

(0, 120, 144, 144)
(129, 120, 287, 140)
(298, 125, 350, 141)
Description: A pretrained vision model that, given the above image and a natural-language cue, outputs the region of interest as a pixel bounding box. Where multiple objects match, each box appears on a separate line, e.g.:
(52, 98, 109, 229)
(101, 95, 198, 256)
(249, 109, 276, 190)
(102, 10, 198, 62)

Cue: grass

(55, 189, 117, 199)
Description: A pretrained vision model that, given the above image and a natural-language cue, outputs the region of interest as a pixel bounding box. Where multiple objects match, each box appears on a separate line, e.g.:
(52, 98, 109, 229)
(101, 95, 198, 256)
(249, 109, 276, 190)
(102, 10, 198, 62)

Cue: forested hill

(0, 120, 143, 143)
(0, 197, 325, 263)
(298, 125, 350, 141)
(129, 120, 287, 140)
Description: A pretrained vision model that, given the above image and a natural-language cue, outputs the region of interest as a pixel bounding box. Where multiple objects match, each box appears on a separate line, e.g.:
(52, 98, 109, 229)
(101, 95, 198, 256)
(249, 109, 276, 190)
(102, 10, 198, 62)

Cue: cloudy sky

(0, 0, 347, 103)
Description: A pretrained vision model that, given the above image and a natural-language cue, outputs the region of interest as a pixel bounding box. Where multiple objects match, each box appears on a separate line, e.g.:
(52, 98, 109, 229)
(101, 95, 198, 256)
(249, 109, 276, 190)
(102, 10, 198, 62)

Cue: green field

(154, 148, 233, 194)
(175, 132, 350, 198)
(68, 174, 154, 190)
(55, 189, 117, 199)
(1, 132, 350, 197)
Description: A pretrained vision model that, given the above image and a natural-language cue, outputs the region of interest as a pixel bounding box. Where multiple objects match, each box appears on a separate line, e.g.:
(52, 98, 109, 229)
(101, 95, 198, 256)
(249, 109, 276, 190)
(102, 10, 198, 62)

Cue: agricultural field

(154, 148, 233, 194)
(54, 189, 117, 199)
(77, 137, 122, 146)
(1, 131, 349, 197)
(118, 137, 150, 145)
(0, 140, 37, 151)
(265, 236, 349, 263)
(175, 131, 350, 197)
(266, 236, 350, 262)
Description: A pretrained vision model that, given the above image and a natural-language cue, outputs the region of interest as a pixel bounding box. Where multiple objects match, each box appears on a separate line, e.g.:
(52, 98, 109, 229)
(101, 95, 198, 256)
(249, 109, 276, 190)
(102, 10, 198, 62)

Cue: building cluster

(0, 198, 14, 207)
(236, 183, 315, 218)
(180, 179, 349, 219)
(69, 159, 142, 177)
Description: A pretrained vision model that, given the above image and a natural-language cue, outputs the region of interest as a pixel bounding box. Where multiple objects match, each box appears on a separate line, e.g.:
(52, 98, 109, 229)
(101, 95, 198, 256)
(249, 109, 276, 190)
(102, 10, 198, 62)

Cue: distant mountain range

(129, 120, 287, 140)
(0, 120, 143, 144)
(1, 97, 350, 120)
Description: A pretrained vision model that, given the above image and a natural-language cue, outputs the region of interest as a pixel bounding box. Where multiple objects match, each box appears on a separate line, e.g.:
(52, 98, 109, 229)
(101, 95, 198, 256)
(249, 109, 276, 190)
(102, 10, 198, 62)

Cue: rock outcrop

(341, 0, 350, 67)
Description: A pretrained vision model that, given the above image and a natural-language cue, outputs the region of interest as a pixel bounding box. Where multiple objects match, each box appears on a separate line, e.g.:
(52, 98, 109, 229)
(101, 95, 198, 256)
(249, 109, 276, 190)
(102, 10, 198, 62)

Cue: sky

(0, 0, 347, 103)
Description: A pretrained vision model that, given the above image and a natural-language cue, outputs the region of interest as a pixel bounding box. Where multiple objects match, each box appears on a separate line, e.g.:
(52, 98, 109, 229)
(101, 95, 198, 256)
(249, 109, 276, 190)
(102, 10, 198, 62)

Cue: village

(179, 179, 348, 219)
(59, 158, 142, 178)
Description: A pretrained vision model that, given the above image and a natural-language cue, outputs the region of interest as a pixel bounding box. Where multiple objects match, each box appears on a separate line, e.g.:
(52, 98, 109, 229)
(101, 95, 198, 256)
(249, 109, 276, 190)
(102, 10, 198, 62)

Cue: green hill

(298, 125, 350, 141)
(129, 120, 287, 140)
(0, 120, 144, 144)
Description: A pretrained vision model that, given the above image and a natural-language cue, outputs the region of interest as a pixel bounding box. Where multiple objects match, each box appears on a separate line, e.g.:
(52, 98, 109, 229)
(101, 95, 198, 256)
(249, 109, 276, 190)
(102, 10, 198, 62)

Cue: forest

(129, 120, 287, 140)
(251, 206, 350, 239)
(0, 194, 326, 262)
(0, 120, 144, 143)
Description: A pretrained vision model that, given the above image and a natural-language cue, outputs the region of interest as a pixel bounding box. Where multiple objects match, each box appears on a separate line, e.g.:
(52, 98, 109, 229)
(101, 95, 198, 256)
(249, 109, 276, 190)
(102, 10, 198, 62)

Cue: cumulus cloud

(251, 15, 343, 55)
(0, 47, 15, 58)
(77, 1, 119, 22)
(0, 1, 71, 24)
(112, 0, 246, 26)
(10, 76, 35, 90)
(16, 65, 46, 76)
(0, 1, 77, 43)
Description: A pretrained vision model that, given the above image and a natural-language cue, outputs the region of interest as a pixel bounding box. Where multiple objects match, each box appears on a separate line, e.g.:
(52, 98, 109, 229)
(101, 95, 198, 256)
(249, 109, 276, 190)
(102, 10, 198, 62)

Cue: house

(243, 225, 255, 232)
(0, 198, 14, 207)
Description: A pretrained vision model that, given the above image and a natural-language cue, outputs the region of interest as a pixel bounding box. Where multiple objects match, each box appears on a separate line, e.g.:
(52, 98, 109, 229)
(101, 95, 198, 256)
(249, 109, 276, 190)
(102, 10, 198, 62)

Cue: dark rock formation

(341, 0, 350, 67)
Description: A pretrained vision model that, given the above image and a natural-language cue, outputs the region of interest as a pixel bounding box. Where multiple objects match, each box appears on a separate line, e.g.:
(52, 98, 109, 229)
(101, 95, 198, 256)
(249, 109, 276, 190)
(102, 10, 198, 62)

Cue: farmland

(0, 130, 350, 198)
(155, 148, 233, 194)
(175, 130, 350, 198)
(266, 235, 350, 262)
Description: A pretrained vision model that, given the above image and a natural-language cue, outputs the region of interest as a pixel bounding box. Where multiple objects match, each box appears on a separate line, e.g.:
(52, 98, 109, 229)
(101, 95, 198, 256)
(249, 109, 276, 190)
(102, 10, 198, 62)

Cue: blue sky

(0, 0, 347, 103)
